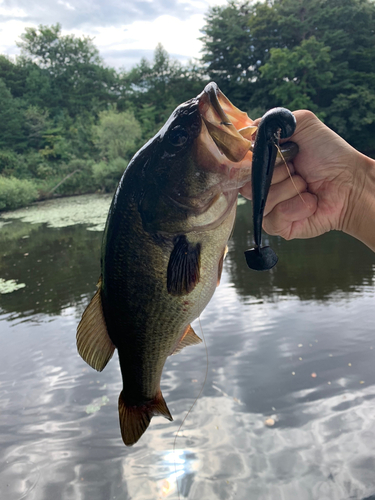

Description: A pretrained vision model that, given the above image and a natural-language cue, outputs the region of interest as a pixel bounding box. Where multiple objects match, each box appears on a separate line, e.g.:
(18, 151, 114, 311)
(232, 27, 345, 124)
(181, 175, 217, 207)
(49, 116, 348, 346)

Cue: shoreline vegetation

(1, 0, 375, 213)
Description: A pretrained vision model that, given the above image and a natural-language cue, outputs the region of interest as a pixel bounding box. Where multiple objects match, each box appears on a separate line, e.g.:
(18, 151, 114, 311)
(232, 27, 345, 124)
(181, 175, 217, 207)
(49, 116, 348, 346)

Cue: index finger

(239, 161, 296, 200)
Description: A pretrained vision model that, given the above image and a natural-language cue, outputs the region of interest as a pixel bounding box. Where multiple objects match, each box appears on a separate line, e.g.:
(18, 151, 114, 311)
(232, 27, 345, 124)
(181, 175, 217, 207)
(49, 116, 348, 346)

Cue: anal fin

(172, 324, 202, 355)
(118, 390, 173, 446)
(217, 245, 228, 286)
(76, 277, 115, 371)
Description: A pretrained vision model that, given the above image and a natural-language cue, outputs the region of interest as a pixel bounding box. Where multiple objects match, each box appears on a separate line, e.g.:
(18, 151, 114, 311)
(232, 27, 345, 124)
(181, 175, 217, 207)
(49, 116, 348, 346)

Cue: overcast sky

(0, 0, 227, 69)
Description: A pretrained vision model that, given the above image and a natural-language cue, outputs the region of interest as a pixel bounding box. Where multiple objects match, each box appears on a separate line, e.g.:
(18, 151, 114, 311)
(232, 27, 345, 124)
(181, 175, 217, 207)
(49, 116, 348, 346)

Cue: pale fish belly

(182, 200, 237, 324)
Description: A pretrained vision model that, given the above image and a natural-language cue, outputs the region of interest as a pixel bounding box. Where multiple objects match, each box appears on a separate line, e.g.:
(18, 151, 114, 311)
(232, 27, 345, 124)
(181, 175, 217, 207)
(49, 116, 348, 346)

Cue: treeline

(1, 0, 374, 211)
(202, 0, 375, 153)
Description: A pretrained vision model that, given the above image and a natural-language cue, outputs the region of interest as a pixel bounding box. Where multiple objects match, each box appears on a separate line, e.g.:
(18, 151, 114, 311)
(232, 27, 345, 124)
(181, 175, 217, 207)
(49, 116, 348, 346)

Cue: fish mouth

(199, 82, 257, 163)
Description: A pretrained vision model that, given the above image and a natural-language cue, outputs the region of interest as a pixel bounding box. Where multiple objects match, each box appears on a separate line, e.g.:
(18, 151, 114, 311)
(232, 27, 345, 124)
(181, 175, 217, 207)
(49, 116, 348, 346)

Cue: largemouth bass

(77, 83, 296, 446)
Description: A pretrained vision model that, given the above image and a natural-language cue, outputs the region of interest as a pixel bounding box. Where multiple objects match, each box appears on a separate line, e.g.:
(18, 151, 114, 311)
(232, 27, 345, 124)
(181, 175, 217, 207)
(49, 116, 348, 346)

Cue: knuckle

(263, 210, 285, 236)
(295, 109, 316, 121)
(293, 175, 307, 191)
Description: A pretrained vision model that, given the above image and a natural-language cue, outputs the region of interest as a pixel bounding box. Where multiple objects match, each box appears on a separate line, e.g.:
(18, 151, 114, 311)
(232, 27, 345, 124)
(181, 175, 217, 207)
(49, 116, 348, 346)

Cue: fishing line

(173, 305, 209, 500)
(172, 115, 243, 498)
(274, 141, 307, 206)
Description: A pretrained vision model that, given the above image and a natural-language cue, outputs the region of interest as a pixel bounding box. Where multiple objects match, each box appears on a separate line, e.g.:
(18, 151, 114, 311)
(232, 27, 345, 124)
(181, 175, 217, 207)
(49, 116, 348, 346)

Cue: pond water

(1, 194, 375, 500)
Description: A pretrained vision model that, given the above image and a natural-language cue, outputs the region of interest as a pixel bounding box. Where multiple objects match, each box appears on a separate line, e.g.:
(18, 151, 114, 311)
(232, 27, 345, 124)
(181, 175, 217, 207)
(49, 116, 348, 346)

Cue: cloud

(84, 14, 205, 68)
(0, 0, 228, 69)
(0, 19, 29, 55)
(0, 0, 200, 29)
(100, 48, 191, 71)
(123, 389, 375, 500)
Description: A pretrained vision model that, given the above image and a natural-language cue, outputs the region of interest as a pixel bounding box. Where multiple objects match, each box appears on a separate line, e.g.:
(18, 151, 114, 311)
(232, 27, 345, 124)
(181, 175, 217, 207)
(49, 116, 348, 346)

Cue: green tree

(200, 1, 255, 101)
(23, 106, 50, 150)
(17, 24, 116, 116)
(94, 108, 142, 161)
(201, 0, 375, 154)
(259, 37, 333, 117)
(0, 79, 26, 150)
(64, 112, 97, 160)
(91, 109, 142, 192)
(23, 65, 55, 110)
(0, 55, 29, 98)
(119, 44, 206, 139)
(329, 85, 375, 154)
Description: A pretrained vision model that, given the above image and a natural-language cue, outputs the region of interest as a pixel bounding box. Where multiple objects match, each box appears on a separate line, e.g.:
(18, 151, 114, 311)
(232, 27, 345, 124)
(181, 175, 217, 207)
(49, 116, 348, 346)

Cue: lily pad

(1, 194, 112, 231)
(0, 279, 26, 294)
(85, 395, 110, 414)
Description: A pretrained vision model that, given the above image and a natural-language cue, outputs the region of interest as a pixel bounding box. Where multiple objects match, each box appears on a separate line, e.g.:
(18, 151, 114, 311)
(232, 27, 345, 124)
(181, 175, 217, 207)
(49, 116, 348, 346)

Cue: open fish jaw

(199, 82, 257, 163)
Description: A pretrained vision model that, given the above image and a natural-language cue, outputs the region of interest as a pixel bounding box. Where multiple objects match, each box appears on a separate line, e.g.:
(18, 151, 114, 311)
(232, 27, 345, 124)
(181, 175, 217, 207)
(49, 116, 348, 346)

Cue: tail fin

(244, 246, 278, 271)
(118, 391, 173, 446)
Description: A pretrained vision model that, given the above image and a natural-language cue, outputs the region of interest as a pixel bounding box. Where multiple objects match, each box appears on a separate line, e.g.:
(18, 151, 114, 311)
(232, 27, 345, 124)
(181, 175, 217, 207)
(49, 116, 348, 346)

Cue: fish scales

(102, 189, 236, 402)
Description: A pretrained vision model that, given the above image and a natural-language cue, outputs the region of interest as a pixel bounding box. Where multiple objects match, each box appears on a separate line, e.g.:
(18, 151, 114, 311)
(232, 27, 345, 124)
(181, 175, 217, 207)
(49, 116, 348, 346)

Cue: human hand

(240, 110, 375, 250)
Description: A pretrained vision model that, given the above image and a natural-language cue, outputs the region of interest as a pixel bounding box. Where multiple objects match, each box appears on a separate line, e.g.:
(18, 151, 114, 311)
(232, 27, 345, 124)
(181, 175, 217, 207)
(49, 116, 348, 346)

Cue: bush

(92, 157, 128, 192)
(51, 159, 96, 196)
(0, 176, 38, 211)
(94, 109, 142, 161)
(36, 163, 55, 179)
(0, 150, 48, 179)
(23, 151, 46, 178)
(0, 149, 27, 177)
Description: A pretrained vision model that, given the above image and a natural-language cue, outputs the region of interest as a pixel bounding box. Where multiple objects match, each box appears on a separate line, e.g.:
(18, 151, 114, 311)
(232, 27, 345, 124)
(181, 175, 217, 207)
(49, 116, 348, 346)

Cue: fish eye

(169, 126, 189, 147)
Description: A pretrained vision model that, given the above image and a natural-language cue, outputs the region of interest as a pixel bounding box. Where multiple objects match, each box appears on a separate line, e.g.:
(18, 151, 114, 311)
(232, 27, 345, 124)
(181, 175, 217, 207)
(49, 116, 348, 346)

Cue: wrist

(343, 153, 375, 251)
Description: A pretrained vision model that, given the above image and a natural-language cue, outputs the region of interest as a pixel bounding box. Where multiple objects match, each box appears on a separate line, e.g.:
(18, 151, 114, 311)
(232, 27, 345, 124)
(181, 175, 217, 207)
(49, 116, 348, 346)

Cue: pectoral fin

(76, 277, 115, 371)
(118, 390, 173, 446)
(167, 235, 201, 296)
(172, 324, 202, 355)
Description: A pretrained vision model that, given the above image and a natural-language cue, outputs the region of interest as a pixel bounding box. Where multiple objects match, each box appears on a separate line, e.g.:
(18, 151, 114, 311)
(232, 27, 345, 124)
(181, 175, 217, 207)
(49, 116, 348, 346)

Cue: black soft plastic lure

(245, 107, 296, 271)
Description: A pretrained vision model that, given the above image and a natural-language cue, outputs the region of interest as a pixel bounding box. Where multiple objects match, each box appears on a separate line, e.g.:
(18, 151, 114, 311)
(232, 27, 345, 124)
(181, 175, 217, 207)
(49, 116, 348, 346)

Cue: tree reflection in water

(0, 195, 375, 500)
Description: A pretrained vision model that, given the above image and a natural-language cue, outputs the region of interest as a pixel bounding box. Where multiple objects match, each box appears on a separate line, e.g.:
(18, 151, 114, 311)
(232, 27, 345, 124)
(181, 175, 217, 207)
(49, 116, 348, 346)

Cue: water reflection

(121, 388, 375, 499)
(123, 449, 198, 499)
(0, 194, 375, 500)
(0, 458, 40, 500)
(228, 200, 375, 301)
(0, 221, 102, 319)
(1, 198, 374, 321)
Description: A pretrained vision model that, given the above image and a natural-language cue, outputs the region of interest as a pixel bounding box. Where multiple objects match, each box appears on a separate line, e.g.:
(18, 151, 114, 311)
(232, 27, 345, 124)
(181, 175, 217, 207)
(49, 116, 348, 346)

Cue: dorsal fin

(76, 277, 115, 371)
(118, 390, 173, 446)
(172, 324, 202, 355)
(167, 235, 201, 296)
